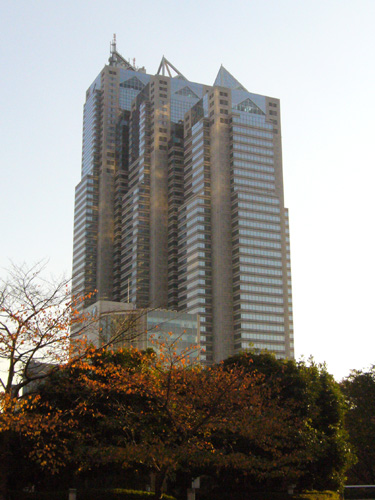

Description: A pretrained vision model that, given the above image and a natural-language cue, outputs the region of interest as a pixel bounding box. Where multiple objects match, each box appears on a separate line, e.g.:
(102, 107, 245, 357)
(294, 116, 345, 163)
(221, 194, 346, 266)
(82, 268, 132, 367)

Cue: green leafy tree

(223, 352, 354, 492)
(342, 367, 375, 484)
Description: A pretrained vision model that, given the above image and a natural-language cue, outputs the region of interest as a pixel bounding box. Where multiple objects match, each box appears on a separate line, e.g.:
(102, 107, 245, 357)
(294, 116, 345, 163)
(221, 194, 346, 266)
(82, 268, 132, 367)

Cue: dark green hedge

(8, 492, 66, 500)
(8, 489, 176, 500)
(8, 488, 339, 500)
(197, 490, 340, 500)
(294, 491, 340, 500)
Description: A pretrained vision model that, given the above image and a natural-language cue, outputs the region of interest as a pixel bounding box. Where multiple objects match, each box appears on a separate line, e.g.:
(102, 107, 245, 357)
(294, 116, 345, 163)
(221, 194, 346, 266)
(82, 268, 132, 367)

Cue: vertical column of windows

(178, 116, 213, 363)
(167, 123, 184, 308)
(230, 115, 286, 356)
(72, 175, 98, 309)
(120, 97, 151, 307)
(284, 208, 294, 356)
(74, 75, 103, 309)
(113, 111, 130, 301)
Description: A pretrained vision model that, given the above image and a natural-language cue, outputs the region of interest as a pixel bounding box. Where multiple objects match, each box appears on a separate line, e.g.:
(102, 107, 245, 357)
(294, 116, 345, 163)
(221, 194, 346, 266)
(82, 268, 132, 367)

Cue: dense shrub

(8, 492, 67, 500)
(294, 491, 340, 500)
(197, 490, 340, 500)
(8, 489, 176, 500)
(78, 489, 176, 500)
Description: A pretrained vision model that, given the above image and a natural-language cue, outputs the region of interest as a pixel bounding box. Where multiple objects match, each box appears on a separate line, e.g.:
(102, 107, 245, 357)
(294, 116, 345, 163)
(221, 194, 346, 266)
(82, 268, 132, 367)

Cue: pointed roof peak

(213, 65, 247, 92)
(156, 56, 187, 80)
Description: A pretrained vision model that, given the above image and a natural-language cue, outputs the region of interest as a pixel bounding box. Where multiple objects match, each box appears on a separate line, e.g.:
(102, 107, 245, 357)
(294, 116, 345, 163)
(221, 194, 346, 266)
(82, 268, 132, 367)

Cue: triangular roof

(214, 65, 247, 91)
(119, 76, 145, 91)
(233, 98, 264, 116)
(156, 56, 187, 80)
(175, 86, 199, 98)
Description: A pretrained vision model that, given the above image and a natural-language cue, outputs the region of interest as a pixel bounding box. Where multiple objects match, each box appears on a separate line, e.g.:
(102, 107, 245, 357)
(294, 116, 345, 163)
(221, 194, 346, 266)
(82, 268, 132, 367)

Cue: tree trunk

(0, 432, 11, 500)
(153, 468, 168, 500)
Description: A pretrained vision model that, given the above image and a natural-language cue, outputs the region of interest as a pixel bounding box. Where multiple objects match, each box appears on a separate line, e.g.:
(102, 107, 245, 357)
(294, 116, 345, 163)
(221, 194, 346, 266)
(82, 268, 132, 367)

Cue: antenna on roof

(108, 35, 139, 72)
(111, 33, 117, 54)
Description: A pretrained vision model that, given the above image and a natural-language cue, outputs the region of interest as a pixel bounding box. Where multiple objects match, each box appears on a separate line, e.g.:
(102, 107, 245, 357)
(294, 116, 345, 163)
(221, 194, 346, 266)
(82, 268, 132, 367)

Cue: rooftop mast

(108, 34, 137, 71)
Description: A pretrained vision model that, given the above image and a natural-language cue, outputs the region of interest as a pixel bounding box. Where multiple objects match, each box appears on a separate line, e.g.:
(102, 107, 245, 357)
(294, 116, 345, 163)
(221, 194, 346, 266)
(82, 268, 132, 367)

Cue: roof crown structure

(214, 65, 247, 91)
(233, 97, 265, 116)
(108, 34, 136, 71)
(156, 56, 187, 80)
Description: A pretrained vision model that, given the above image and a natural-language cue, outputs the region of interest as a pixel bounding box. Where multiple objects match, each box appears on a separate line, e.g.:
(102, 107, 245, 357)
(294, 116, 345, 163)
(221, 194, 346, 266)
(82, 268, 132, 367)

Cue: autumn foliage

(0, 264, 354, 500)
(19, 345, 307, 500)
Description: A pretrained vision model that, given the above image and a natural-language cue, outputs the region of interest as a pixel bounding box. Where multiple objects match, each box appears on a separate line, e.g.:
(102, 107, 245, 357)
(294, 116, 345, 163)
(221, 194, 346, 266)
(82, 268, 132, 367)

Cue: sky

(1, 0, 375, 381)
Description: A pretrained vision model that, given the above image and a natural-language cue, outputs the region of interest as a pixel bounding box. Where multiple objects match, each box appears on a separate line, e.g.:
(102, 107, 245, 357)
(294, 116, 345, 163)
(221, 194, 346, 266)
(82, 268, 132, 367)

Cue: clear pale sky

(1, 0, 374, 381)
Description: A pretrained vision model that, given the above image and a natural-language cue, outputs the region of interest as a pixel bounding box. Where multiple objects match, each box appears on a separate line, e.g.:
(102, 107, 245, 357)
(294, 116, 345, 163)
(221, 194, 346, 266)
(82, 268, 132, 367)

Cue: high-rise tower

(72, 39, 294, 363)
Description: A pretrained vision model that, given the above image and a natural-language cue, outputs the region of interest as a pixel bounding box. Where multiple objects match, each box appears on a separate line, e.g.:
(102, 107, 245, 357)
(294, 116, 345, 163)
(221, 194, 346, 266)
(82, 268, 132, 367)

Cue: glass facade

(145, 310, 200, 360)
(72, 53, 294, 361)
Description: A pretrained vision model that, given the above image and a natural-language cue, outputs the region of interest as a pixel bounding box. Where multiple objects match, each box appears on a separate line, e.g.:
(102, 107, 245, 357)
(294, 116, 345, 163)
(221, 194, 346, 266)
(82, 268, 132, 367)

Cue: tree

(0, 261, 144, 401)
(0, 262, 83, 499)
(0, 262, 74, 399)
(223, 352, 354, 492)
(342, 367, 375, 484)
(0, 262, 143, 500)
(32, 344, 306, 500)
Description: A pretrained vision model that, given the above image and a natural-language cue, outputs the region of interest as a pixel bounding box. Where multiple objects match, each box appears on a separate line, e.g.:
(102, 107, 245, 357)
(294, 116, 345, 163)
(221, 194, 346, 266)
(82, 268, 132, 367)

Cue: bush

(8, 489, 176, 500)
(294, 491, 340, 500)
(197, 489, 340, 500)
(8, 492, 67, 500)
(79, 489, 176, 500)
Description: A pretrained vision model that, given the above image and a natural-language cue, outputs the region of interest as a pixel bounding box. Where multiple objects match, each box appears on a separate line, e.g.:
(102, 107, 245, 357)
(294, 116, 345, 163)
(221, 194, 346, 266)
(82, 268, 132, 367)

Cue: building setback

(72, 38, 294, 364)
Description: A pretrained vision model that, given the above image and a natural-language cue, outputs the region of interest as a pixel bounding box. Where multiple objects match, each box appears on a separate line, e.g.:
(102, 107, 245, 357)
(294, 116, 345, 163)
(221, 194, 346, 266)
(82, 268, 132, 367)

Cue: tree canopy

(0, 264, 357, 499)
(27, 347, 308, 499)
(341, 366, 375, 484)
(0, 263, 140, 500)
(223, 352, 354, 492)
(18, 348, 355, 499)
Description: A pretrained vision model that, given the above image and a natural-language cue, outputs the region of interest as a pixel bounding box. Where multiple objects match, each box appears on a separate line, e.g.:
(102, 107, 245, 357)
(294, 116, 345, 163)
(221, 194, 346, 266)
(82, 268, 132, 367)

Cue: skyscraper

(72, 38, 294, 364)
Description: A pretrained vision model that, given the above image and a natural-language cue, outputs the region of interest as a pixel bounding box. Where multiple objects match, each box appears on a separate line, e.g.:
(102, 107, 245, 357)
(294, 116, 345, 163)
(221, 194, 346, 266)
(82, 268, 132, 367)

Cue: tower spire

(111, 33, 117, 55)
(108, 35, 136, 71)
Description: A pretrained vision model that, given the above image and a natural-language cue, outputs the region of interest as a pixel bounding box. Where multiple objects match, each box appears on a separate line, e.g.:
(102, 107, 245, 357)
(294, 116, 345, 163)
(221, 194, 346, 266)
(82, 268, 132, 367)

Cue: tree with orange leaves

(32, 343, 306, 500)
(0, 262, 150, 499)
(0, 262, 78, 400)
(0, 262, 84, 499)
